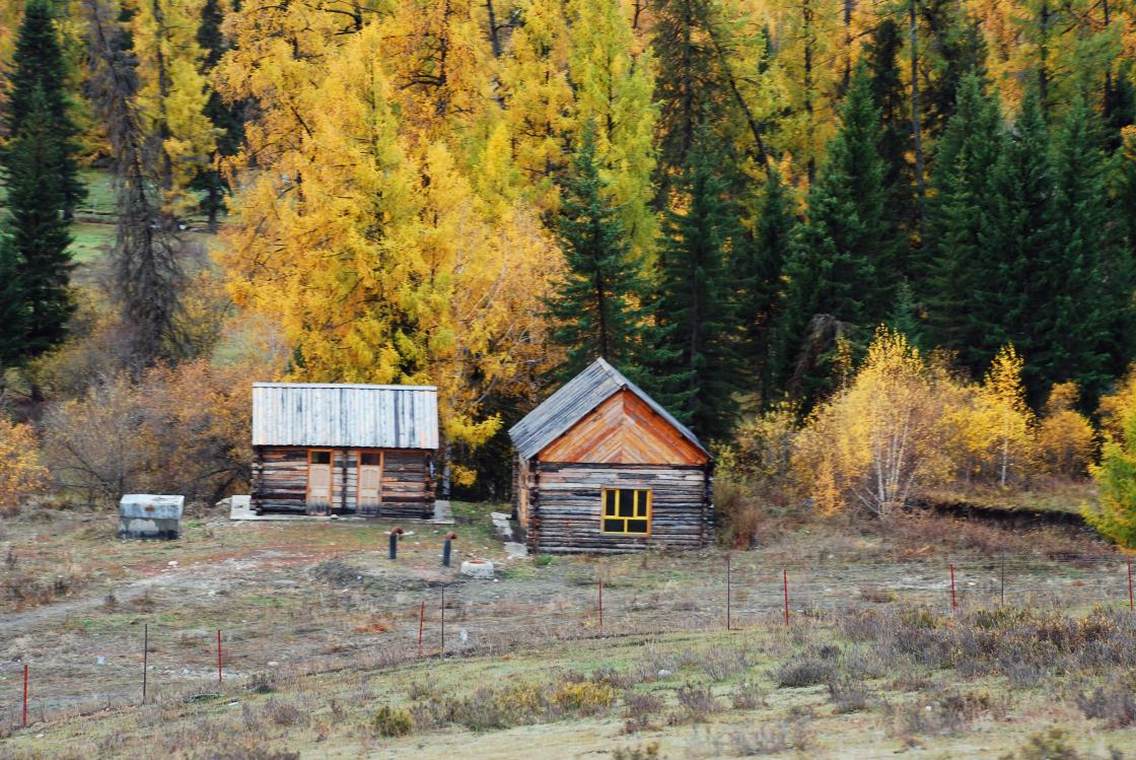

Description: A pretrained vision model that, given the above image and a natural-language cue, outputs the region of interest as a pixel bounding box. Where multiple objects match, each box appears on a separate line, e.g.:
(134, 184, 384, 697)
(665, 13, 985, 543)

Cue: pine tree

(546, 125, 654, 381)
(923, 74, 1004, 373)
(1, 86, 75, 363)
(655, 125, 741, 440)
(5, 0, 84, 218)
(776, 65, 898, 403)
(735, 166, 796, 403)
(0, 239, 28, 371)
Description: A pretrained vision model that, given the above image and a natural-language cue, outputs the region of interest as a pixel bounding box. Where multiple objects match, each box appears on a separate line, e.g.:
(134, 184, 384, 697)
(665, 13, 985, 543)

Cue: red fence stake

(216, 629, 223, 684)
(783, 569, 790, 625)
(598, 579, 604, 635)
(949, 564, 958, 611)
(1128, 558, 1134, 612)
(417, 601, 425, 657)
(22, 663, 28, 728)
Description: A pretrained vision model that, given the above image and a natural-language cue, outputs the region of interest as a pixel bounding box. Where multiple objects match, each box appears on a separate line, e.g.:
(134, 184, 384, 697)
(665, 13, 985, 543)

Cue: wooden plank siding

(524, 462, 712, 554)
(539, 390, 708, 465)
(252, 446, 433, 518)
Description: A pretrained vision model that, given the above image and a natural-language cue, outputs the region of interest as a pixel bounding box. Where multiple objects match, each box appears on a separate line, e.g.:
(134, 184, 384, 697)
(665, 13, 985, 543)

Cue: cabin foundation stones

(509, 358, 714, 555)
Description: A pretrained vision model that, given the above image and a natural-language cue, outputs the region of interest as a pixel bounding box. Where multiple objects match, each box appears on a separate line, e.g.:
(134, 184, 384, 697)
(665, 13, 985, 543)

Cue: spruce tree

(776, 66, 898, 403)
(0, 239, 28, 371)
(5, 0, 84, 218)
(656, 126, 741, 440)
(981, 87, 1060, 400)
(863, 17, 916, 258)
(923, 74, 1005, 372)
(546, 125, 654, 381)
(1045, 96, 1115, 399)
(2, 87, 75, 363)
(735, 166, 796, 404)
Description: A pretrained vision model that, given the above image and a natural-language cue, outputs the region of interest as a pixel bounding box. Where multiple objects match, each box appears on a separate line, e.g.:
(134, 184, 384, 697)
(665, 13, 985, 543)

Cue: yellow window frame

(601, 488, 652, 535)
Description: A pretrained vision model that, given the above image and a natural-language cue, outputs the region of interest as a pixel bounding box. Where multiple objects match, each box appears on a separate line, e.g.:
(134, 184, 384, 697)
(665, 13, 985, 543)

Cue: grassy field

(1, 502, 1133, 758)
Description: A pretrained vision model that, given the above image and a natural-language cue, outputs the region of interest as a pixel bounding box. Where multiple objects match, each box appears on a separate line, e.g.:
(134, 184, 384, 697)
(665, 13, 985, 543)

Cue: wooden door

(358, 451, 383, 512)
(307, 450, 333, 510)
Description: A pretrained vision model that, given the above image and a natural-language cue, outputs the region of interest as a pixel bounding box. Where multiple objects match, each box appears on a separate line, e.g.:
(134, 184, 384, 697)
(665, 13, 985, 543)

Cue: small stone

(658, 669, 672, 678)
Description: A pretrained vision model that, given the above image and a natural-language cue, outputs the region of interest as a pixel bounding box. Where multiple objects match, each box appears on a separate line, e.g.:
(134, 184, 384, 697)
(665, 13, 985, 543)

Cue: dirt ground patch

(0, 503, 1132, 757)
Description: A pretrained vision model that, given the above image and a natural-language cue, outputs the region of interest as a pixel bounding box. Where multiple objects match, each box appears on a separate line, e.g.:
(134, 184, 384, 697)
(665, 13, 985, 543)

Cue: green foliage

(656, 124, 742, 439)
(777, 65, 897, 404)
(370, 705, 414, 737)
(546, 124, 659, 383)
(1087, 404, 1136, 548)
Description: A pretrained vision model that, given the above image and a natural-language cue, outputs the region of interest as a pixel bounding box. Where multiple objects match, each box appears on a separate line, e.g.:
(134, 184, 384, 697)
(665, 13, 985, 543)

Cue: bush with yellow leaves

(1036, 382, 1095, 479)
(0, 417, 48, 514)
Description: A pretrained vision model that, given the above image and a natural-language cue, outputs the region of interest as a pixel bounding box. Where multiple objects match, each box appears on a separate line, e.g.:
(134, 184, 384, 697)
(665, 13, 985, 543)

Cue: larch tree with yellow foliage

(219, 23, 560, 484)
(128, 0, 217, 215)
(0, 417, 48, 514)
(980, 344, 1036, 487)
(1089, 395, 1136, 549)
(792, 327, 954, 517)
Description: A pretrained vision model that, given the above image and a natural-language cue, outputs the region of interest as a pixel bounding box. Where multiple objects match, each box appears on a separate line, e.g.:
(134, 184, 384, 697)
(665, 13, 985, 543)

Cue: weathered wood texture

(251, 447, 433, 518)
(524, 462, 713, 554)
(539, 389, 709, 465)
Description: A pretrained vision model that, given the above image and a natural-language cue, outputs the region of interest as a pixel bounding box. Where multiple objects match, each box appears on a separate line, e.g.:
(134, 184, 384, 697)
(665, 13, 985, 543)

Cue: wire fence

(2, 552, 1133, 732)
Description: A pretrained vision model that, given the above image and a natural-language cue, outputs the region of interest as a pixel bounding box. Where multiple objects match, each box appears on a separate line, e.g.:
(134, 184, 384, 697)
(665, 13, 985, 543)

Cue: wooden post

(216, 629, 223, 684)
(1000, 555, 1006, 607)
(440, 587, 446, 655)
(949, 564, 958, 611)
(417, 601, 425, 657)
(725, 554, 731, 631)
(1128, 558, 1134, 612)
(22, 664, 28, 728)
(782, 569, 789, 626)
(142, 623, 149, 704)
(598, 579, 604, 635)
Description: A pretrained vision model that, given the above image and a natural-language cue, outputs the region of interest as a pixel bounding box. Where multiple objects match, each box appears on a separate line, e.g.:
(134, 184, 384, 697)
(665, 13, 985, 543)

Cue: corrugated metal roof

(252, 383, 439, 449)
(508, 358, 709, 461)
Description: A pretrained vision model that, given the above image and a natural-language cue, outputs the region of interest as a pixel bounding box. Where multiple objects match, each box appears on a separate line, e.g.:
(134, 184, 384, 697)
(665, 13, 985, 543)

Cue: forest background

(5, 0, 1136, 547)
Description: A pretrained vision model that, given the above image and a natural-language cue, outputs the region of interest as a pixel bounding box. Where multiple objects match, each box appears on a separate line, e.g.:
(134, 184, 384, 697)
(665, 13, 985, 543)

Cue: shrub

(728, 719, 813, 755)
(551, 680, 615, 715)
(622, 691, 664, 733)
(673, 684, 722, 723)
(0, 417, 48, 514)
(262, 698, 305, 727)
(1037, 383, 1095, 479)
(371, 705, 414, 737)
(1075, 684, 1136, 728)
(827, 676, 871, 713)
(730, 681, 766, 710)
(1002, 728, 1083, 760)
(775, 657, 836, 689)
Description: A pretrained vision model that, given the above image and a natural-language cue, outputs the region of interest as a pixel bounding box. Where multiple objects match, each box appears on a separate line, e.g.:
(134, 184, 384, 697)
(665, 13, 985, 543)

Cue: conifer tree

(193, 0, 244, 230)
(776, 66, 897, 403)
(923, 75, 1003, 368)
(736, 166, 796, 403)
(1, 87, 75, 364)
(1044, 95, 1112, 399)
(0, 239, 28, 370)
(655, 126, 741, 439)
(5, 0, 84, 218)
(546, 125, 654, 381)
(980, 87, 1060, 400)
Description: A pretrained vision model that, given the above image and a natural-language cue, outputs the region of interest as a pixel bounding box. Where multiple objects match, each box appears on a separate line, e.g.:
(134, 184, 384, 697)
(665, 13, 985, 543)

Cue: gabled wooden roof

(508, 358, 709, 461)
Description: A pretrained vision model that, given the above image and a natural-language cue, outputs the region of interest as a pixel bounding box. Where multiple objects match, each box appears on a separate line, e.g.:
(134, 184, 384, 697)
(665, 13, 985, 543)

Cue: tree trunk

(908, 0, 926, 233)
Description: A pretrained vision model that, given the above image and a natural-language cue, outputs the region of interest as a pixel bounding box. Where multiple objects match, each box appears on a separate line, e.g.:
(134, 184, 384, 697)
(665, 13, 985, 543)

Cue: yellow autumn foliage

(0, 417, 48, 513)
(1036, 382, 1096, 479)
(792, 327, 955, 517)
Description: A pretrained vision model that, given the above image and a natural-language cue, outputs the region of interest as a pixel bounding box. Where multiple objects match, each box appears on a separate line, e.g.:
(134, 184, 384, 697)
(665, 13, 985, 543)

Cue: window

(601, 488, 651, 535)
(360, 452, 381, 466)
(309, 450, 331, 465)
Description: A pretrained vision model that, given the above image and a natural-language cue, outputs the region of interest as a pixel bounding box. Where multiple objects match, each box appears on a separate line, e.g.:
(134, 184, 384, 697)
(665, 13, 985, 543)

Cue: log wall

(251, 446, 434, 518)
(524, 461, 713, 554)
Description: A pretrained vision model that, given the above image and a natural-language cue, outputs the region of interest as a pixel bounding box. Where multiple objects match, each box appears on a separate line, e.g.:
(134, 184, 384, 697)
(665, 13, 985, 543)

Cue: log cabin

(250, 382, 438, 517)
(509, 358, 713, 554)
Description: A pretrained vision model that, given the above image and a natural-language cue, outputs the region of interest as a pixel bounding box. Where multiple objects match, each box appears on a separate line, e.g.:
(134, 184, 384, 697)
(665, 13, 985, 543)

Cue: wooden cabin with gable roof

(509, 358, 713, 554)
